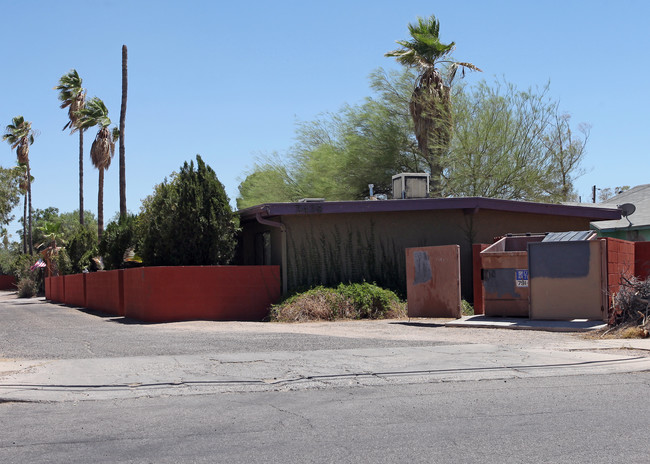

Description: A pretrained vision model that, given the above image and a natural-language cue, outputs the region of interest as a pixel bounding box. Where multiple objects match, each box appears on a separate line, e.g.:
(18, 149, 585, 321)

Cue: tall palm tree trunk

(79, 130, 84, 225)
(98, 167, 104, 241)
(119, 44, 128, 218)
(27, 162, 33, 255)
(22, 193, 27, 254)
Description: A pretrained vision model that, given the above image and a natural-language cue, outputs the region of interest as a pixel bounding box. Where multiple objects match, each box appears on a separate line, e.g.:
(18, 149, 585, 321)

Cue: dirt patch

(569, 347, 650, 358)
(583, 324, 649, 340)
(0, 291, 18, 301)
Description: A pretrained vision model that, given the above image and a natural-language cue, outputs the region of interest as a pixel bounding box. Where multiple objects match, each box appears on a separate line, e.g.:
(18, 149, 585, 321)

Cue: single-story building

(237, 197, 620, 299)
(591, 184, 650, 241)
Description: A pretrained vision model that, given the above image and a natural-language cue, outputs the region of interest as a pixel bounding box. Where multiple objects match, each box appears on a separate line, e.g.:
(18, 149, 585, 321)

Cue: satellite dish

(618, 203, 636, 217)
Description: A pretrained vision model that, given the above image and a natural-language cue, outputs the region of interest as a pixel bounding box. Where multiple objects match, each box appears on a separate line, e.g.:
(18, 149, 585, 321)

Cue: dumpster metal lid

(542, 231, 595, 242)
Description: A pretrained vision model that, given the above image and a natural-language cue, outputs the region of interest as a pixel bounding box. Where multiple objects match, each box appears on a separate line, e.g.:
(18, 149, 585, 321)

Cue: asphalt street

(1, 293, 649, 463)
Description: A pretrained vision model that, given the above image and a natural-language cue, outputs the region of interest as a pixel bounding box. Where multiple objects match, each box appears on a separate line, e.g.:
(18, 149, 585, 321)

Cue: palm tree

(2, 116, 35, 254)
(77, 98, 115, 240)
(119, 45, 128, 218)
(386, 15, 480, 194)
(55, 69, 87, 225)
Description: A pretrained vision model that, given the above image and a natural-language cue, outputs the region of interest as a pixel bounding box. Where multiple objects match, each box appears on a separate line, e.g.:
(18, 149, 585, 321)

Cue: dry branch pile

(611, 276, 650, 335)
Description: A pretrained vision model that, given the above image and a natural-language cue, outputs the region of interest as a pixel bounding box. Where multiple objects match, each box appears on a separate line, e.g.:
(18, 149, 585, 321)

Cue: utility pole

(592, 185, 596, 203)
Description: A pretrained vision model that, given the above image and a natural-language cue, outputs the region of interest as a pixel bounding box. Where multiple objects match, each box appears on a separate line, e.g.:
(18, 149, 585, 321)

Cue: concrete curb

(446, 316, 607, 332)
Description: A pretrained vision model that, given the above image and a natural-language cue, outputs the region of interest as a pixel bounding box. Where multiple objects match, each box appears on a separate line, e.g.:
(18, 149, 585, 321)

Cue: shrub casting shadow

(390, 321, 446, 328)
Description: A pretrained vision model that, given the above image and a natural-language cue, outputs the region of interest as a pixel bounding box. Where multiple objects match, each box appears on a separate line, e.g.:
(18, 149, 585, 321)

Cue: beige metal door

(528, 240, 606, 321)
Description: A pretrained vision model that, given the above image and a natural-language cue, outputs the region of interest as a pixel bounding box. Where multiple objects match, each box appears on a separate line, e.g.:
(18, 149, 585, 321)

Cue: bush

(11, 253, 36, 280)
(0, 248, 16, 275)
(51, 249, 72, 276)
(336, 282, 404, 319)
(141, 155, 239, 266)
(17, 275, 38, 298)
(270, 283, 406, 322)
(461, 300, 474, 316)
(98, 214, 142, 270)
(1, 253, 46, 294)
(67, 225, 98, 273)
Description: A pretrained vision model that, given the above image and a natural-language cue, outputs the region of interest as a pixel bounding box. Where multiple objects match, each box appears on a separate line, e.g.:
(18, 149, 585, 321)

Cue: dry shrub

(17, 276, 38, 298)
(618, 326, 647, 339)
(609, 276, 650, 338)
(270, 283, 406, 322)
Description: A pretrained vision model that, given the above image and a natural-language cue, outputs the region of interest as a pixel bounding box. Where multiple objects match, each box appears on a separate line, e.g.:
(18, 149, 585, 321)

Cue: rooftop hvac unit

(392, 173, 430, 199)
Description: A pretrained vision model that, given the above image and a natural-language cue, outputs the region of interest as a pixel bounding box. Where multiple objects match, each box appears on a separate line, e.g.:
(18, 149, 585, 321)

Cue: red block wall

(635, 241, 650, 280)
(63, 274, 86, 307)
(49, 276, 65, 302)
(86, 270, 124, 316)
(0, 275, 16, 290)
(123, 266, 281, 322)
(606, 238, 636, 309)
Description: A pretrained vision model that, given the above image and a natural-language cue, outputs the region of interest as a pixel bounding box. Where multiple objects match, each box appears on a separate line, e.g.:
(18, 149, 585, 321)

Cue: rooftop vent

(298, 198, 325, 203)
(392, 173, 430, 199)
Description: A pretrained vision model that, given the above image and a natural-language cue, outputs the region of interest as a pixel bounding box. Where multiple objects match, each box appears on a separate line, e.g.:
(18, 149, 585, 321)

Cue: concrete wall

(63, 274, 86, 308)
(0, 275, 16, 290)
(123, 266, 280, 322)
(46, 266, 280, 322)
(48, 276, 65, 302)
(86, 270, 124, 316)
(241, 209, 592, 299)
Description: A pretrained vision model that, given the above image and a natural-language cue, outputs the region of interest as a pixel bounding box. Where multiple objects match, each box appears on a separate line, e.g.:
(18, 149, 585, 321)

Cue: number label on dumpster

(515, 269, 528, 287)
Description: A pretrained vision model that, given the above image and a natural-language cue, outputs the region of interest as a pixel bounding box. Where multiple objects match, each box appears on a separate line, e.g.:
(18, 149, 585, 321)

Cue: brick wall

(606, 238, 636, 311)
(635, 241, 650, 280)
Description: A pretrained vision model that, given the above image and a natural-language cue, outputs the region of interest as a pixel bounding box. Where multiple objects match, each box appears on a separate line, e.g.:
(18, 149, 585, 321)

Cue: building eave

(238, 197, 621, 222)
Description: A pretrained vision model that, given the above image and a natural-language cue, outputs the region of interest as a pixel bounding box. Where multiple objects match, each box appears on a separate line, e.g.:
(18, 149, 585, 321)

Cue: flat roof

(239, 197, 621, 222)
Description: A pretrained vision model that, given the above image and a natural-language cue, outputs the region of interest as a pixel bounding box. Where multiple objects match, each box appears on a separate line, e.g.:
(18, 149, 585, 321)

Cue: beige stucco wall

(240, 208, 592, 299)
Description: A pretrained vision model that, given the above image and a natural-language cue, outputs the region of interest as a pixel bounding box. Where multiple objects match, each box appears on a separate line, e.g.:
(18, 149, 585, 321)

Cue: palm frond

(3, 116, 35, 160)
(55, 69, 86, 131)
(385, 14, 455, 69)
(77, 97, 112, 131)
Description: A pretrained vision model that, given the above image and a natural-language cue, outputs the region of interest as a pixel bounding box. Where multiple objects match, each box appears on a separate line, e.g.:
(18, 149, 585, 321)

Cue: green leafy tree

(0, 166, 21, 230)
(598, 186, 630, 203)
(444, 79, 588, 202)
(543, 112, 590, 201)
(141, 155, 238, 266)
(237, 68, 423, 207)
(386, 14, 480, 194)
(55, 69, 87, 225)
(238, 70, 588, 207)
(67, 225, 98, 273)
(29, 208, 97, 248)
(98, 214, 142, 270)
(3, 116, 35, 254)
(237, 164, 299, 210)
(77, 97, 116, 240)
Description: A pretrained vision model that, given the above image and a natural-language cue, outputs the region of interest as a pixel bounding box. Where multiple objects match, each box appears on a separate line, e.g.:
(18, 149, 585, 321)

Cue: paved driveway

(1, 292, 649, 402)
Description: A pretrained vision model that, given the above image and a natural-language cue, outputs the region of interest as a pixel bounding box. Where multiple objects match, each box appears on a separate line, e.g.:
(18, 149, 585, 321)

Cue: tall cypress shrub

(142, 155, 238, 266)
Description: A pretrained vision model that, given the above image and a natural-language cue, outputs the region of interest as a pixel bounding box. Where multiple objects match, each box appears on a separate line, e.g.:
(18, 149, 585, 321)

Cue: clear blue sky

(2, 0, 649, 239)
